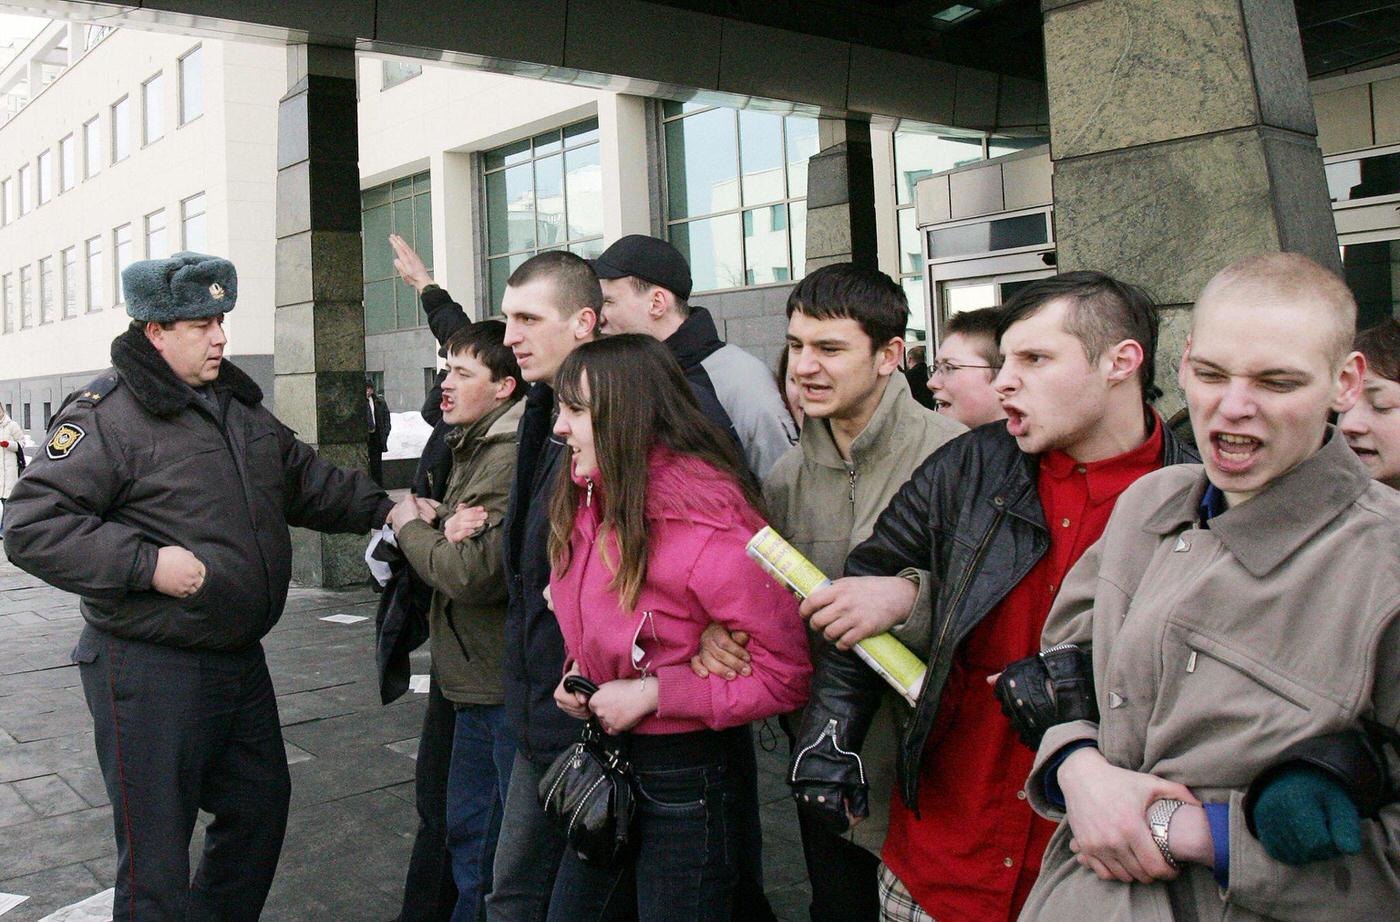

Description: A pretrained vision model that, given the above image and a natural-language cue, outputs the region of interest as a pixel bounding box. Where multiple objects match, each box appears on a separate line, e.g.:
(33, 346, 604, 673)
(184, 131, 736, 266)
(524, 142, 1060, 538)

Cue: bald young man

(1020, 253, 1400, 921)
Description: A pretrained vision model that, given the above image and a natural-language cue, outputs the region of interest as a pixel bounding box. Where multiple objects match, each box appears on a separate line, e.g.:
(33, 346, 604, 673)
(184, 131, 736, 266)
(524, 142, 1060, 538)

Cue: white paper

(409, 674, 430, 694)
(0, 894, 29, 916)
(364, 525, 398, 587)
(38, 889, 113, 922)
(319, 614, 368, 625)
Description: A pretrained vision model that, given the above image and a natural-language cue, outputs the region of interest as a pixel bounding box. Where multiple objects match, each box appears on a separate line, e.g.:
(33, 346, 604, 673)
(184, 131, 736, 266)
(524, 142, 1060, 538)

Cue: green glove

(1253, 766, 1363, 865)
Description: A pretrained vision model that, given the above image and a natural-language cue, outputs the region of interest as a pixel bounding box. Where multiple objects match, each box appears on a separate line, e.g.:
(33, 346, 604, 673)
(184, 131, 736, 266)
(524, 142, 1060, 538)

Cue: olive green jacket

(396, 397, 524, 706)
(1024, 432, 1400, 921)
(763, 372, 965, 852)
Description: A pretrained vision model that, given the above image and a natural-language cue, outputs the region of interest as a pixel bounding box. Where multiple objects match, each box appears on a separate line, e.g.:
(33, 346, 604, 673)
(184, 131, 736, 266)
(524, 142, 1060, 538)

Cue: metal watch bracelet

(1147, 797, 1187, 869)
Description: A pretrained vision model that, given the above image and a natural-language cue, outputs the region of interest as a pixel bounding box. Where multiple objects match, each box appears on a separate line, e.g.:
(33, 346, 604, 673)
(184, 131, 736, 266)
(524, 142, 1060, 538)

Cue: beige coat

(1022, 432, 1400, 921)
(0, 414, 23, 500)
(764, 371, 965, 852)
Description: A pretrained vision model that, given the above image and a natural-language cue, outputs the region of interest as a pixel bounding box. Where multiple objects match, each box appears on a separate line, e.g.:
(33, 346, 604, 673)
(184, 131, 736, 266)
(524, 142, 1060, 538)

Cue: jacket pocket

(1182, 630, 1321, 712)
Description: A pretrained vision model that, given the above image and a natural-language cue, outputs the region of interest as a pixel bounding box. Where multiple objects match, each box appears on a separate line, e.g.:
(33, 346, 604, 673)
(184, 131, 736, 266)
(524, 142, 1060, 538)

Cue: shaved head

(1194, 252, 1357, 368)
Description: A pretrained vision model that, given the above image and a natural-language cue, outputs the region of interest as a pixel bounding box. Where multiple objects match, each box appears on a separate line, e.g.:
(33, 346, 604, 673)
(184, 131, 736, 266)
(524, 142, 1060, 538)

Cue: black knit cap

(591, 235, 693, 301)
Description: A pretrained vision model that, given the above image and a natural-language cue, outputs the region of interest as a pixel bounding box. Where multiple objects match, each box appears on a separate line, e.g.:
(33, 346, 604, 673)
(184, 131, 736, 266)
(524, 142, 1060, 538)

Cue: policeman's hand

(800, 576, 917, 650)
(387, 493, 432, 533)
(1252, 767, 1362, 865)
(690, 623, 751, 679)
(389, 234, 434, 293)
(443, 504, 489, 543)
(152, 546, 207, 598)
(1058, 747, 1198, 883)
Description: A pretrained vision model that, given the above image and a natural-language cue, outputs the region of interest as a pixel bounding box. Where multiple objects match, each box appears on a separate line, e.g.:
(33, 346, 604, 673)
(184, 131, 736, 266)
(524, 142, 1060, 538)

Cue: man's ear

(495, 375, 518, 402)
(1177, 334, 1193, 392)
(1332, 350, 1366, 415)
(1103, 338, 1144, 385)
(875, 337, 904, 378)
(574, 307, 598, 341)
(649, 287, 669, 320)
(145, 321, 167, 356)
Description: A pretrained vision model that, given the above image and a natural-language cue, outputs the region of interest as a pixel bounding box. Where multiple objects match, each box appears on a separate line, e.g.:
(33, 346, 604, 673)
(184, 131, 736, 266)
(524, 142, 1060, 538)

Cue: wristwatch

(1147, 798, 1186, 869)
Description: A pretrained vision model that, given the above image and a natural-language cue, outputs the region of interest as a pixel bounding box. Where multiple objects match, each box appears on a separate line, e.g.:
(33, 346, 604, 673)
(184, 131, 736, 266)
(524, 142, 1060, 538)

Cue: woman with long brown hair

(544, 334, 810, 922)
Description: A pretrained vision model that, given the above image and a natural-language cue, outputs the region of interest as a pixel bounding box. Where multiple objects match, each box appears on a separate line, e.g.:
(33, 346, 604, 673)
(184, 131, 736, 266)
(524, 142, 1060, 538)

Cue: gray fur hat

(123, 251, 238, 322)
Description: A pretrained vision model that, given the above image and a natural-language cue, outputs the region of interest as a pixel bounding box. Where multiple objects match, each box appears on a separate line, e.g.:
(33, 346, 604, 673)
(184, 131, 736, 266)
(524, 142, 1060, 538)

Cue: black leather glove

(789, 717, 869, 834)
(994, 643, 1098, 750)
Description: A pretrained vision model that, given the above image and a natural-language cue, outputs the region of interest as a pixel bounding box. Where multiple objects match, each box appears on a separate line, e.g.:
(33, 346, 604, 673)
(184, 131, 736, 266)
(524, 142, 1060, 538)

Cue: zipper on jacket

(791, 718, 867, 785)
(923, 509, 1005, 707)
(847, 467, 857, 509)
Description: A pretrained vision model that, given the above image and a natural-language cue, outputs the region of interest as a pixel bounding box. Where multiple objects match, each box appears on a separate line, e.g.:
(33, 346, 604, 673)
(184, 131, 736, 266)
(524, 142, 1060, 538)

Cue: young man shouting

(1021, 253, 1400, 921)
(788, 271, 1197, 922)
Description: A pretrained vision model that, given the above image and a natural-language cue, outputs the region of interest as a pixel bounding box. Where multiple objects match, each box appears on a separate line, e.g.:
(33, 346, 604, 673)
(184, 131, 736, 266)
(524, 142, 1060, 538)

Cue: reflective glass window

(361, 171, 432, 332)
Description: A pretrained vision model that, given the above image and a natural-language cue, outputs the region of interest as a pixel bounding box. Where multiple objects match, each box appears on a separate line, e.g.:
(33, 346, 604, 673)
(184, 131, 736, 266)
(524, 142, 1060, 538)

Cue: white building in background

(0, 21, 283, 434)
(6, 18, 1391, 446)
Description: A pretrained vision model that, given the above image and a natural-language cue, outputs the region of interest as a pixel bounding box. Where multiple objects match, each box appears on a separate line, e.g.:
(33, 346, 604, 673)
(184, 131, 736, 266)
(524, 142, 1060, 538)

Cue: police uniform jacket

(2, 326, 392, 652)
(1023, 431, 1400, 921)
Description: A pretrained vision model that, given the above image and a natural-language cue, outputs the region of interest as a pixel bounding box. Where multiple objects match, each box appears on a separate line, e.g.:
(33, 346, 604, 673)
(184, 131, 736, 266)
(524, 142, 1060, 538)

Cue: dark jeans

(398, 677, 459, 922)
(484, 752, 567, 922)
(546, 732, 740, 922)
(447, 704, 515, 922)
(72, 625, 291, 922)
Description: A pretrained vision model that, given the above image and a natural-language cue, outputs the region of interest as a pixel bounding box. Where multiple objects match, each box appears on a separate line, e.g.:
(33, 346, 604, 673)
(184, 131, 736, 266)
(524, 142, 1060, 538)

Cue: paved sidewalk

(0, 547, 812, 921)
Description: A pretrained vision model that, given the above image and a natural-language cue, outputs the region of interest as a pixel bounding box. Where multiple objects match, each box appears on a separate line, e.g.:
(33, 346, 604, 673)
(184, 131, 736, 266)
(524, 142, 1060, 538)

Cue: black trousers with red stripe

(73, 625, 291, 922)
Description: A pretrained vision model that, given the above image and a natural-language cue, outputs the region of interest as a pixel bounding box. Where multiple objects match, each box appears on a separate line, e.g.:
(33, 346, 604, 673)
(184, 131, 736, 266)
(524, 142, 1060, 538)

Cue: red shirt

(882, 419, 1164, 922)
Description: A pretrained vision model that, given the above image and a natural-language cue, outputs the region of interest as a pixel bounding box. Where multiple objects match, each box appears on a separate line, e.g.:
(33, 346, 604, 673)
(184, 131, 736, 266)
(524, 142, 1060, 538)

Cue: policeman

(3, 252, 393, 921)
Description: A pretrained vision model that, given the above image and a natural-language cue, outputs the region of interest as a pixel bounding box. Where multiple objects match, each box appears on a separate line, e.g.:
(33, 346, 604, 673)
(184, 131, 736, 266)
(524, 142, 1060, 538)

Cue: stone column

(804, 118, 879, 272)
(1041, 0, 1339, 414)
(274, 44, 369, 587)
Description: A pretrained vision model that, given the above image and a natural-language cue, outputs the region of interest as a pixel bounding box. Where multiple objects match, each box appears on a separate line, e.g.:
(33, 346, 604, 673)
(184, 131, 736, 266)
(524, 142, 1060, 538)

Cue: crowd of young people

(12, 229, 1395, 922)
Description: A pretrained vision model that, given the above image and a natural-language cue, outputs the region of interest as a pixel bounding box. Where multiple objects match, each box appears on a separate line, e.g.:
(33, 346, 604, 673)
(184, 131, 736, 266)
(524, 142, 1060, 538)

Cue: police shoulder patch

(47, 423, 86, 460)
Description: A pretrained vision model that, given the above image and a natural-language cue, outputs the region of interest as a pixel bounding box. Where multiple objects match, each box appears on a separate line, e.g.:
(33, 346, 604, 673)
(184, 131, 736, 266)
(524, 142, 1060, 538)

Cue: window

(113, 224, 133, 304)
(1, 177, 9, 225)
(483, 118, 603, 313)
(662, 104, 817, 293)
(382, 59, 422, 89)
(61, 247, 77, 318)
(22, 404, 30, 430)
(83, 117, 101, 178)
(361, 172, 433, 333)
(179, 46, 202, 125)
(37, 150, 52, 204)
(143, 74, 164, 145)
(1, 273, 13, 333)
(39, 256, 54, 323)
(422, 367, 438, 400)
(59, 135, 76, 192)
(112, 97, 130, 162)
(42, 402, 51, 429)
(85, 236, 103, 312)
(19, 265, 34, 328)
(893, 131, 987, 339)
(18, 163, 32, 214)
(145, 209, 168, 259)
(181, 193, 207, 251)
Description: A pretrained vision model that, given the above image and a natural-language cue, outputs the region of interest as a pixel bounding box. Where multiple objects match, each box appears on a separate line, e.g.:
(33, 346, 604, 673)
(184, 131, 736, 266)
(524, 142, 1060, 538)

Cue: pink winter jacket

(550, 446, 811, 735)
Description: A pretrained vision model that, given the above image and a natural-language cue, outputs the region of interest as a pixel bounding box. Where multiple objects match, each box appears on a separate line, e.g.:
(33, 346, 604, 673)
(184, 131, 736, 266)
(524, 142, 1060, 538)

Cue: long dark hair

(547, 335, 764, 610)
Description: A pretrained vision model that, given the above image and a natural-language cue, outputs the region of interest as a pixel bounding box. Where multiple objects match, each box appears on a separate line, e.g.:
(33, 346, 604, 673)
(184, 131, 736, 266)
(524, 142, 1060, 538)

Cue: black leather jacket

(789, 415, 1198, 815)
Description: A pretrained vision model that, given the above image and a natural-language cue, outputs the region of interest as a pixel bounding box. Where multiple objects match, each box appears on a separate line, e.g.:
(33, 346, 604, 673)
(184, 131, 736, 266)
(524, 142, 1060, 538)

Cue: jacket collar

(802, 373, 918, 470)
(111, 325, 262, 418)
(662, 306, 724, 369)
(994, 408, 1196, 526)
(449, 396, 525, 456)
(1141, 427, 1372, 577)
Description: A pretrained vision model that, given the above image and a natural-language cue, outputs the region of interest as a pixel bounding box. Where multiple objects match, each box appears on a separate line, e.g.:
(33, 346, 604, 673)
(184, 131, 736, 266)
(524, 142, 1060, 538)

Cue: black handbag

(538, 675, 636, 866)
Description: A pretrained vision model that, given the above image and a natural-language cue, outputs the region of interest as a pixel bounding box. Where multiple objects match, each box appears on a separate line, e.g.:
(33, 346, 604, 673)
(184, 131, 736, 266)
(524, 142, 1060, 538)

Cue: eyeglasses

(928, 360, 999, 378)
